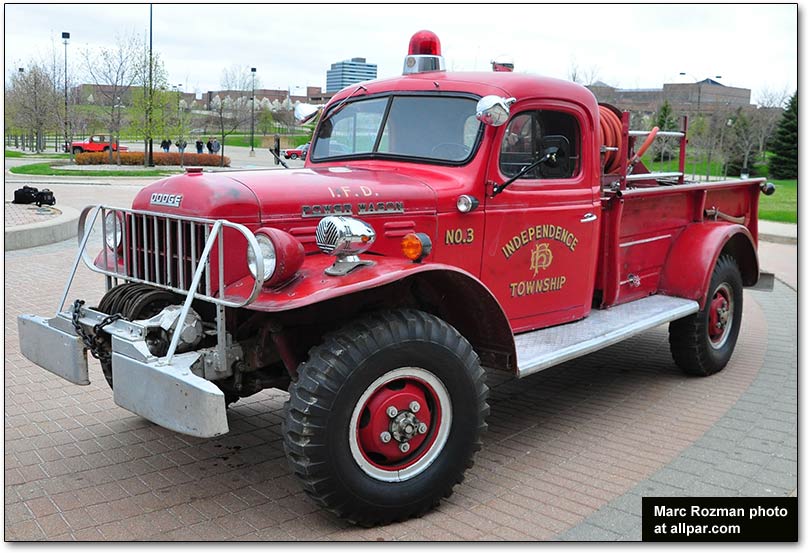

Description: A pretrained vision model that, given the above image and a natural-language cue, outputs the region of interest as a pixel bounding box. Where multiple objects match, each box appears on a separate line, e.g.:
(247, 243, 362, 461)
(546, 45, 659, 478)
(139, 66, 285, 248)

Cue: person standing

(176, 138, 187, 153)
(206, 138, 213, 155)
(195, 138, 204, 154)
(212, 138, 220, 155)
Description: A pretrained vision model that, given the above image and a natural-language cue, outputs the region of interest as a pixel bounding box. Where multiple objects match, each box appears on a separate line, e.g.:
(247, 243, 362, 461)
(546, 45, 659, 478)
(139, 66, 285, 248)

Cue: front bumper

(17, 309, 229, 438)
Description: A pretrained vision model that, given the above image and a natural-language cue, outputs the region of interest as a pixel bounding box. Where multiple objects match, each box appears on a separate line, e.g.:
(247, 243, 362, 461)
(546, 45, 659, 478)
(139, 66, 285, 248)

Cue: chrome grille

(75, 206, 265, 309)
(126, 215, 210, 294)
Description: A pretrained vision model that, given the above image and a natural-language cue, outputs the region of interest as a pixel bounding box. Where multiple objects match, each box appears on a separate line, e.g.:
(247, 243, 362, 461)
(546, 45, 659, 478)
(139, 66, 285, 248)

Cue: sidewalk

(758, 220, 797, 245)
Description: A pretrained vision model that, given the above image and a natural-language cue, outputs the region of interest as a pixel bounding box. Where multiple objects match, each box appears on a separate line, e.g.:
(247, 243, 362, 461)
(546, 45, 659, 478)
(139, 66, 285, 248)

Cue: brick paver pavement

(3, 180, 797, 541)
(5, 203, 61, 227)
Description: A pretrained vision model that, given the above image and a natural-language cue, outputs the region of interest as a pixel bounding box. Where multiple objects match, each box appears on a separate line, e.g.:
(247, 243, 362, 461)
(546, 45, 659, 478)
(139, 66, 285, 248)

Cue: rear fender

(659, 223, 759, 309)
(224, 256, 517, 372)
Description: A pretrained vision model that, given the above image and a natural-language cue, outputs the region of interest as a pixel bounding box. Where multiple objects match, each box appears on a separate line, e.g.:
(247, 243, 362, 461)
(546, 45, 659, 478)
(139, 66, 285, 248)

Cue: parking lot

(3, 174, 797, 541)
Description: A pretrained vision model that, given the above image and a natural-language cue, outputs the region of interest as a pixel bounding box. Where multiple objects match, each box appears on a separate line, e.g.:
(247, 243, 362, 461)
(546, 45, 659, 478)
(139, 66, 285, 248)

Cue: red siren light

(408, 30, 441, 56)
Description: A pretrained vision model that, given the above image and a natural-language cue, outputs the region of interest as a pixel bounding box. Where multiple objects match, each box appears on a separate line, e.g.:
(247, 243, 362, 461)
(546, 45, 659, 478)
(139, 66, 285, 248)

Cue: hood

(134, 166, 437, 224)
(132, 172, 261, 223)
(227, 166, 437, 223)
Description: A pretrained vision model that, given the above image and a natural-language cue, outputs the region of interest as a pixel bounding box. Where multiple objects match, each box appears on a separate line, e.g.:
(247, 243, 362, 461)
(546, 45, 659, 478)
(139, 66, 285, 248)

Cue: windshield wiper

(320, 85, 368, 125)
(492, 147, 559, 197)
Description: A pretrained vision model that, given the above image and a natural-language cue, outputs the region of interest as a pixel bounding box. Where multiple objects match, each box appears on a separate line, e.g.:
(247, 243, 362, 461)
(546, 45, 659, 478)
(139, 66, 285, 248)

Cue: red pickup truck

(68, 134, 128, 154)
(19, 30, 774, 526)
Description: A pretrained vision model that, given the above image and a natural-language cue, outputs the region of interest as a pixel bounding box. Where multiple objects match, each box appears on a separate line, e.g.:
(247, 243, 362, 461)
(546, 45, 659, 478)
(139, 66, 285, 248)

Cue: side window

(499, 110, 580, 179)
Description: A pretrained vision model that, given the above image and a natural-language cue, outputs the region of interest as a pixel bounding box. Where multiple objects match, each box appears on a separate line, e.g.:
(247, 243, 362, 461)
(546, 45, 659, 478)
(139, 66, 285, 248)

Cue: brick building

(586, 79, 752, 119)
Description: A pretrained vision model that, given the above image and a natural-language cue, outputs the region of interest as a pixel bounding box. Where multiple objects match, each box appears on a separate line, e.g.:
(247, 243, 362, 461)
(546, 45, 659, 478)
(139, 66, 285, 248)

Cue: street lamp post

(147, 4, 154, 167)
(62, 31, 71, 161)
(18, 67, 25, 151)
(250, 67, 256, 157)
(679, 72, 722, 116)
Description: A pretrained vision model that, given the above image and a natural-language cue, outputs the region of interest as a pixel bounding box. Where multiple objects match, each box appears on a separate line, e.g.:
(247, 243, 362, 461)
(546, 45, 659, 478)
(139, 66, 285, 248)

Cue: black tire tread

(669, 255, 742, 376)
(283, 308, 488, 526)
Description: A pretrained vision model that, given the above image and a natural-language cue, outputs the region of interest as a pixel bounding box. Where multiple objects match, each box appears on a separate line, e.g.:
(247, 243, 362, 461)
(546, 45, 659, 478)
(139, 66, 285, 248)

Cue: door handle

(580, 213, 598, 223)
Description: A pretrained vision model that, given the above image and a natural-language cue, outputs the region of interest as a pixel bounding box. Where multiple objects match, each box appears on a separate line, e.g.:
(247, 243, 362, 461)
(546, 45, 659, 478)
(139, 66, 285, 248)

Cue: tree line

(5, 33, 306, 166)
(647, 89, 795, 180)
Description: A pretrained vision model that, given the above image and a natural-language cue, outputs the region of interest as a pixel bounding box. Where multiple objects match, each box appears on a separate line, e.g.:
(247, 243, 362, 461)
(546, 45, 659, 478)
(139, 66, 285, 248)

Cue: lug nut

(386, 406, 398, 418)
(380, 431, 391, 443)
(399, 442, 410, 453)
(418, 422, 428, 434)
(409, 401, 420, 413)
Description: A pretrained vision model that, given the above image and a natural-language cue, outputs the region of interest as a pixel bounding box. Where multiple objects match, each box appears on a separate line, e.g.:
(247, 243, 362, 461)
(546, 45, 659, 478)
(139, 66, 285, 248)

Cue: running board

(515, 295, 700, 378)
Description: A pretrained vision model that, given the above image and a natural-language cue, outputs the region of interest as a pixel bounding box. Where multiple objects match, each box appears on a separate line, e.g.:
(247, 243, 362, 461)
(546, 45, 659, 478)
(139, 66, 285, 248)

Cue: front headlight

(247, 233, 277, 281)
(104, 212, 122, 250)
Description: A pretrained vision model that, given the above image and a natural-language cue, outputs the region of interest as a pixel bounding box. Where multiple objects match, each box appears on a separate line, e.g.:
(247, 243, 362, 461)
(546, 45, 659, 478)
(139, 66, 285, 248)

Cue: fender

(658, 222, 759, 309)
(223, 255, 517, 370)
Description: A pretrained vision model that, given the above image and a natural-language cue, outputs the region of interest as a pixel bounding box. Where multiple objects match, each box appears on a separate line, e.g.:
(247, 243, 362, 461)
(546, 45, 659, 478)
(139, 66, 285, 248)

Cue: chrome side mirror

(294, 103, 322, 124)
(475, 95, 516, 127)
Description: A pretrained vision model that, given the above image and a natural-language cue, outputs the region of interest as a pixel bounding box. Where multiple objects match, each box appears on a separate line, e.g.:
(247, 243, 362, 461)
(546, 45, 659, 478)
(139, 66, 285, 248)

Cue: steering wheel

(431, 143, 470, 159)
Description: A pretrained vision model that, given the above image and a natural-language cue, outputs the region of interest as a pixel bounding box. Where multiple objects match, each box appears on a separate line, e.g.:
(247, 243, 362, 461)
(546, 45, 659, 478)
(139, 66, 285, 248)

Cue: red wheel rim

(708, 283, 733, 349)
(349, 367, 452, 482)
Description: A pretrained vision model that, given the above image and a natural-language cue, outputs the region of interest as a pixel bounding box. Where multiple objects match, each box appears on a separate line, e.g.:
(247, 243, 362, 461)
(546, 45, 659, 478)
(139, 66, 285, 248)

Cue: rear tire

(669, 255, 743, 376)
(72, 147, 83, 155)
(283, 309, 488, 526)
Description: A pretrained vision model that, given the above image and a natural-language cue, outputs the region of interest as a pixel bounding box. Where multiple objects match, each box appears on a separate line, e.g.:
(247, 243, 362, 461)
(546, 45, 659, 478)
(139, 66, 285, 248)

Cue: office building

(326, 57, 377, 93)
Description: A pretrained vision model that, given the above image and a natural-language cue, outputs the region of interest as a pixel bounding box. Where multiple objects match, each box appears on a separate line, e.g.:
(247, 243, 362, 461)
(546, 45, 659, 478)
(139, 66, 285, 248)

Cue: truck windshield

(311, 95, 482, 163)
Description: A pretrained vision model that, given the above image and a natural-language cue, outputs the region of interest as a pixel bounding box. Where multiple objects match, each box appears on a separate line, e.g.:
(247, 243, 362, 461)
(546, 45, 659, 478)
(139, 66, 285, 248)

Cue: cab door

(481, 101, 600, 333)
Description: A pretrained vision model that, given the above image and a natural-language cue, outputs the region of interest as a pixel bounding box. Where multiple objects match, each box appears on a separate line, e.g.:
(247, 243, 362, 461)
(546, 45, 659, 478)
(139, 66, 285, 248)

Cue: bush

(75, 152, 229, 167)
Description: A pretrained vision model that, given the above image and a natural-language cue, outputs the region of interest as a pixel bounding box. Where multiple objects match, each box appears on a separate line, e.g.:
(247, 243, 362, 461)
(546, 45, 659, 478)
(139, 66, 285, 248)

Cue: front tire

(283, 309, 488, 526)
(290, 153, 298, 160)
(669, 255, 743, 376)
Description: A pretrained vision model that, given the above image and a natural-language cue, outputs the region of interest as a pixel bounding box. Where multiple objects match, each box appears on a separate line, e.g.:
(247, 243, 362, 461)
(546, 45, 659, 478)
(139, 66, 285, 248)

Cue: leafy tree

(208, 65, 258, 166)
(258, 108, 274, 136)
(652, 100, 678, 162)
(5, 64, 61, 152)
(82, 33, 140, 164)
(768, 92, 797, 179)
(726, 109, 761, 177)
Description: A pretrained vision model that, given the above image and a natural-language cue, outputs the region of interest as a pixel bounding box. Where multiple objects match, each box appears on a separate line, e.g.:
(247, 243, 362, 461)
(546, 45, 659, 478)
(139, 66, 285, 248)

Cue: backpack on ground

(13, 186, 39, 205)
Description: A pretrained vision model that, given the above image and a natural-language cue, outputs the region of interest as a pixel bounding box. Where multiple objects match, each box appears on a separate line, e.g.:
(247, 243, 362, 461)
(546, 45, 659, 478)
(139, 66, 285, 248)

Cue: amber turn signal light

(401, 233, 432, 263)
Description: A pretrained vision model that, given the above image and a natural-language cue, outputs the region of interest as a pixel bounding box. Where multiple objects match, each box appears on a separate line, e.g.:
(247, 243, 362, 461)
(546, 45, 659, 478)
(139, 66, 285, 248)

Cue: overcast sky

(4, 3, 797, 103)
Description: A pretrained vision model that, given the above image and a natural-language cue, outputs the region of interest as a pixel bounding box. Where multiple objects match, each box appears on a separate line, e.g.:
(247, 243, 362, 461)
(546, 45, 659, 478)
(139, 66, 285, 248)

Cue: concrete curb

(759, 233, 797, 245)
(4, 205, 79, 251)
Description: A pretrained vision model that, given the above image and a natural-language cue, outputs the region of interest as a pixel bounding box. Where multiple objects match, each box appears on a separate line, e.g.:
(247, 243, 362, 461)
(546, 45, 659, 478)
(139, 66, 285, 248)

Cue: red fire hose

(598, 105, 623, 174)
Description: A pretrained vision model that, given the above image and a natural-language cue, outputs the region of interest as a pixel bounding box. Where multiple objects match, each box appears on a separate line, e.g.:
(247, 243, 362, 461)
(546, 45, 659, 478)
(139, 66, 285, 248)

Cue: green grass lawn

(223, 134, 311, 148)
(645, 158, 728, 178)
(9, 162, 176, 178)
(5, 149, 70, 159)
(759, 179, 796, 224)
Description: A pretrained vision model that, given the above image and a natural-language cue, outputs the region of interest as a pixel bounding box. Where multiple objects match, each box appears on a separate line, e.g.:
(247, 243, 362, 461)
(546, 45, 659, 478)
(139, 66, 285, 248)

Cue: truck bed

(595, 178, 764, 308)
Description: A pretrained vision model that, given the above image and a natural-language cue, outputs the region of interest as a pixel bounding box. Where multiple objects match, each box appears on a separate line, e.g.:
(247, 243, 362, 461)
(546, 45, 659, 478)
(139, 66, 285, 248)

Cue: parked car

(281, 143, 310, 160)
(68, 135, 129, 155)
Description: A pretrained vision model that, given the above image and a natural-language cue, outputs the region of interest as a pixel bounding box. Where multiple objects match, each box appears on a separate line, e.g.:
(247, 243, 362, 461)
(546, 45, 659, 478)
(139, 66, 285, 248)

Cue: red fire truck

(19, 31, 774, 525)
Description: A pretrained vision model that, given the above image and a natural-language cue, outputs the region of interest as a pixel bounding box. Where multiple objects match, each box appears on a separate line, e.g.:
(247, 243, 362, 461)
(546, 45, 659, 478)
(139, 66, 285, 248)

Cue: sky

(3, 3, 798, 104)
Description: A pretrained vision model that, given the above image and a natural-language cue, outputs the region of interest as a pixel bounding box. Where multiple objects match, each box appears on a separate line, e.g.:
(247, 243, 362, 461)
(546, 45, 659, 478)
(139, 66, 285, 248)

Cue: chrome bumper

(17, 310, 229, 438)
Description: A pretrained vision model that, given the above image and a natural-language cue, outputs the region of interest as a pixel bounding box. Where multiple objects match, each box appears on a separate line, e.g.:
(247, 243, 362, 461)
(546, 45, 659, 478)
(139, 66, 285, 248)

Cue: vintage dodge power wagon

(19, 31, 774, 525)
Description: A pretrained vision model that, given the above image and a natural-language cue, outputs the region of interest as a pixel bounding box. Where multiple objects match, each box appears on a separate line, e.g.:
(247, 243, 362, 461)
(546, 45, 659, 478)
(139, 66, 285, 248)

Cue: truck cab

(19, 30, 773, 526)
